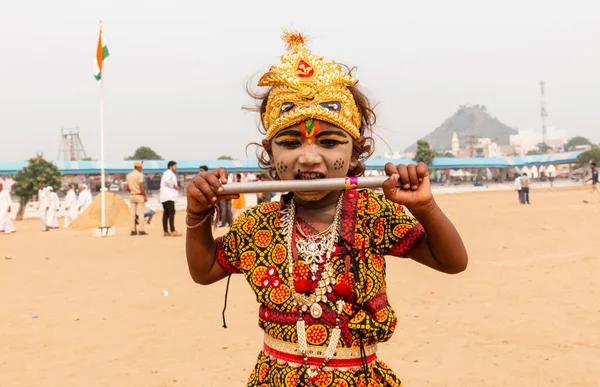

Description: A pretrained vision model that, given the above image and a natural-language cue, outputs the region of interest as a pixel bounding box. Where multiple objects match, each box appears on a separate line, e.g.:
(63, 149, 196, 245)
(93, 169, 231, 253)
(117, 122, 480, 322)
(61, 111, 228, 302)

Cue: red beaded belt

(263, 334, 377, 372)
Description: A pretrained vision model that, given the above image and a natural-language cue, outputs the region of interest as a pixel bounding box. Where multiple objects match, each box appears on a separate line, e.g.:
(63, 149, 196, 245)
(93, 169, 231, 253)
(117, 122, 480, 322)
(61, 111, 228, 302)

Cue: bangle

(186, 213, 212, 229)
(187, 207, 214, 219)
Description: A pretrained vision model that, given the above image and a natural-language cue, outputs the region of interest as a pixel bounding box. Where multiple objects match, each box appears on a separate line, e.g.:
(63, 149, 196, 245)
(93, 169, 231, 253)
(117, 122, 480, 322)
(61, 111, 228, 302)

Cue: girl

(185, 32, 468, 387)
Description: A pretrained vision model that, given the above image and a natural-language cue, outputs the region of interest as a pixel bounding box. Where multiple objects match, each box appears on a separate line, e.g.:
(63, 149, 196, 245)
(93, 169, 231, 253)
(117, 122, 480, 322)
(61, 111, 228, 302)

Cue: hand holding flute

(186, 162, 433, 215)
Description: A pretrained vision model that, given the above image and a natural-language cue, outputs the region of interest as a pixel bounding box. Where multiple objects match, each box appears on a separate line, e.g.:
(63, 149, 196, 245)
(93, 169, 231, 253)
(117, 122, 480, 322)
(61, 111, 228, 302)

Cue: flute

(220, 176, 390, 195)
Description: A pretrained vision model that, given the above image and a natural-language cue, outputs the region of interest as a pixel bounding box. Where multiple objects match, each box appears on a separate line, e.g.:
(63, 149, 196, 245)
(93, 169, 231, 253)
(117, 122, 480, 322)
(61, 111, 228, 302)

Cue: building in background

(510, 127, 568, 155)
(472, 138, 501, 158)
(451, 132, 460, 155)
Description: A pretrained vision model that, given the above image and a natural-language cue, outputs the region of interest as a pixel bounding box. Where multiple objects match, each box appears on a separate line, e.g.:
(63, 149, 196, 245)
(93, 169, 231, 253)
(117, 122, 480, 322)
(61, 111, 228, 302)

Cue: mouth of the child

(294, 171, 326, 180)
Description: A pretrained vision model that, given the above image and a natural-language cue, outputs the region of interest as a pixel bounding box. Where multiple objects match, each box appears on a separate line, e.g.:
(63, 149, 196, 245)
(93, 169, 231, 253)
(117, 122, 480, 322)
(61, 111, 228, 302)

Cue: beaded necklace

(280, 194, 346, 383)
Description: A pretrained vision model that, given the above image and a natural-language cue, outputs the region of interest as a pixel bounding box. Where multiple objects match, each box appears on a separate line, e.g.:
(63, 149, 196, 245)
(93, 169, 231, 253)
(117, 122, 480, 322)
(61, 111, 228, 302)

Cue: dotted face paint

(333, 158, 345, 171)
(276, 161, 288, 174)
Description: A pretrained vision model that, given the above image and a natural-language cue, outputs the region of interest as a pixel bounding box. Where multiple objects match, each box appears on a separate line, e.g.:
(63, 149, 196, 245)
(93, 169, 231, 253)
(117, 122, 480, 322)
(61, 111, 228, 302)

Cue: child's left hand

(382, 162, 434, 213)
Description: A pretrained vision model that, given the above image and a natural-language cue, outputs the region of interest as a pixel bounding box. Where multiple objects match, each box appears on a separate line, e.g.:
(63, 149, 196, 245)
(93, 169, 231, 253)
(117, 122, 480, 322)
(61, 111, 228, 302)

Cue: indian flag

(94, 26, 109, 81)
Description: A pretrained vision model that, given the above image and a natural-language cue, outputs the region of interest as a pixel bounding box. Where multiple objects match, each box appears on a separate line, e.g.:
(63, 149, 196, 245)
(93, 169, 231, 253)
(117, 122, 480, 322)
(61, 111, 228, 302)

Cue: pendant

(310, 303, 323, 319)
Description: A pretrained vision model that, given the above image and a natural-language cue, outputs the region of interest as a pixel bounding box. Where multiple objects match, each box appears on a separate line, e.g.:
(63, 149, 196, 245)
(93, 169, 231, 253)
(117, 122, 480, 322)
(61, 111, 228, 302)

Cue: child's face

(271, 120, 354, 201)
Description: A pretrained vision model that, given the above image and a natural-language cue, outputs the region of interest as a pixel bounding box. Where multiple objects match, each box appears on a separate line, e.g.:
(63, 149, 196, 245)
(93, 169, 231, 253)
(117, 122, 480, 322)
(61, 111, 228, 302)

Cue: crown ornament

(259, 32, 362, 139)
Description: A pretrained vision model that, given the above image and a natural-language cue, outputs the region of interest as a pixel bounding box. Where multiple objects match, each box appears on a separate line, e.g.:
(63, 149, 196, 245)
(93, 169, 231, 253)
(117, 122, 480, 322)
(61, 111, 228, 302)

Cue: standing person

(184, 32, 468, 387)
(217, 196, 233, 228)
(126, 162, 148, 236)
(217, 173, 234, 227)
(199, 165, 208, 173)
(37, 182, 50, 231)
(160, 161, 182, 237)
(77, 184, 93, 214)
(46, 186, 60, 229)
(520, 173, 530, 204)
(231, 173, 246, 220)
(547, 164, 556, 188)
(514, 174, 522, 204)
(583, 161, 600, 203)
(63, 184, 78, 227)
(0, 181, 16, 234)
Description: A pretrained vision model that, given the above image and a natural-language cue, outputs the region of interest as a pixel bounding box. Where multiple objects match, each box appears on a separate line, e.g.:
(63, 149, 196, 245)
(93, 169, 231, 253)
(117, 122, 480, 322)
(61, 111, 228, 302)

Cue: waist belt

(263, 334, 377, 372)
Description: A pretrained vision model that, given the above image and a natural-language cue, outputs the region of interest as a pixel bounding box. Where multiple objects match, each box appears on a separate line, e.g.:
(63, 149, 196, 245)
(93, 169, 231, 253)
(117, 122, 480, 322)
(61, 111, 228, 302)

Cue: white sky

(1, 0, 599, 161)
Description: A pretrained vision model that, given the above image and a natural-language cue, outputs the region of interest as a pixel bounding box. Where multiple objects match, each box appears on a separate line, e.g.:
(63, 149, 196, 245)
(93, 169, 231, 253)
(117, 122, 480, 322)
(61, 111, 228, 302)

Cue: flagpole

(99, 20, 106, 229)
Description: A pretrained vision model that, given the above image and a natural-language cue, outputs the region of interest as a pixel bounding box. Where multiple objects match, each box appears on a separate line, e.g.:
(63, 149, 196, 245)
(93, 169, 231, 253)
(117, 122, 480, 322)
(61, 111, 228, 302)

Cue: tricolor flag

(94, 26, 109, 81)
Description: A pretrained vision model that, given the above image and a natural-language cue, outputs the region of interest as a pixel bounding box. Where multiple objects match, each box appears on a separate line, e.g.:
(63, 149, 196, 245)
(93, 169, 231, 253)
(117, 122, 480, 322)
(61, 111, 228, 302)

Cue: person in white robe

(0, 181, 16, 234)
(63, 184, 78, 227)
(38, 182, 50, 231)
(46, 187, 60, 229)
(77, 184, 92, 214)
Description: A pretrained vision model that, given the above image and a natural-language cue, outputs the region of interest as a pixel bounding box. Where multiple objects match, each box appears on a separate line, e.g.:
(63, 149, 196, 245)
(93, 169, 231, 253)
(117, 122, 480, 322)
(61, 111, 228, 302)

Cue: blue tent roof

(429, 151, 584, 169)
(0, 151, 585, 175)
(431, 157, 510, 169)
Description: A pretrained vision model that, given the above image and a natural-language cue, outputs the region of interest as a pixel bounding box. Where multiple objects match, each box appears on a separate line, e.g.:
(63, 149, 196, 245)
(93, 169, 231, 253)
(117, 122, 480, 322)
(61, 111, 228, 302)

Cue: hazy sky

(1, 0, 599, 162)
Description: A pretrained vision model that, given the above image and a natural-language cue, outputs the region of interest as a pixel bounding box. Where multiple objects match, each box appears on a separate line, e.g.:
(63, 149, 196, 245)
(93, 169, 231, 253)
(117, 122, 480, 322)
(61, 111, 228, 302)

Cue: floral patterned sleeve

(365, 192, 426, 258)
(214, 219, 245, 275)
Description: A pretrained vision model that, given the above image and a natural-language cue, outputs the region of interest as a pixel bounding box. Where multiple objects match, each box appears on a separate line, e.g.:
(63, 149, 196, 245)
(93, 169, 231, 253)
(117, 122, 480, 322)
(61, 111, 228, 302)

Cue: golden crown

(259, 32, 362, 139)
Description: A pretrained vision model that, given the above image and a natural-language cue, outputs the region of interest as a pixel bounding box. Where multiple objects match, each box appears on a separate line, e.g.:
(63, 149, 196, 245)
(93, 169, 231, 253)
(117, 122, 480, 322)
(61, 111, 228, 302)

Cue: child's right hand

(186, 168, 239, 214)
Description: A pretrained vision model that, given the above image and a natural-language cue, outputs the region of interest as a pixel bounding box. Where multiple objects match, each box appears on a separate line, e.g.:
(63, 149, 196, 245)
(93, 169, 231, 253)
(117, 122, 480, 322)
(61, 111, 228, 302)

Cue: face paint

(270, 121, 354, 202)
(276, 161, 288, 174)
(317, 133, 349, 146)
(299, 119, 320, 145)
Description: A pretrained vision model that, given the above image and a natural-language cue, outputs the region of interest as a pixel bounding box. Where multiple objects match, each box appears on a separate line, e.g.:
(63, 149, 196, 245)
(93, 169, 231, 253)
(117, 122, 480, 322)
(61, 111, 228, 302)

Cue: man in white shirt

(63, 184, 78, 227)
(0, 181, 16, 234)
(46, 186, 60, 228)
(520, 173, 531, 204)
(514, 174, 522, 204)
(38, 182, 50, 231)
(77, 184, 93, 214)
(159, 161, 181, 237)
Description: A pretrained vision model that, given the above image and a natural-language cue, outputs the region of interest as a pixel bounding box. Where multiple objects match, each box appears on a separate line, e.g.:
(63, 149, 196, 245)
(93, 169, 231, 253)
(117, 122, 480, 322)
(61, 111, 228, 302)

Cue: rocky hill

(405, 104, 518, 152)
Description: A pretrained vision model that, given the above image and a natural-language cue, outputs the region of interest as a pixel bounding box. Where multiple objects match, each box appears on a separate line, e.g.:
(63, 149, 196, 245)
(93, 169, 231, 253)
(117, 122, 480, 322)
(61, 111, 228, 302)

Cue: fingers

(204, 171, 225, 195)
(188, 176, 217, 208)
(396, 164, 410, 190)
(188, 168, 237, 212)
(416, 162, 429, 180)
(407, 164, 419, 190)
(215, 167, 229, 185)
(385, 163, 428, 192)
(382, 162, 400, 192)
(384, 162, 397, 177)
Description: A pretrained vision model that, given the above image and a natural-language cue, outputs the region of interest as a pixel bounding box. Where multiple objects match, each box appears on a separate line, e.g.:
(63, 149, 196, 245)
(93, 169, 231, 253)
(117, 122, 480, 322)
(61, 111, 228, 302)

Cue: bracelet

(187, 207, 215, 220)
(186, 213, 212, 229)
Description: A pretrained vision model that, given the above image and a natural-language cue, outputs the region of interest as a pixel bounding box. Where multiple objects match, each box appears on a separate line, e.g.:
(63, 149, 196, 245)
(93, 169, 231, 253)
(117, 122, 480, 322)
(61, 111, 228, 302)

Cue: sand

(1, 186, 599, 387)
(68, 192, 130, 230)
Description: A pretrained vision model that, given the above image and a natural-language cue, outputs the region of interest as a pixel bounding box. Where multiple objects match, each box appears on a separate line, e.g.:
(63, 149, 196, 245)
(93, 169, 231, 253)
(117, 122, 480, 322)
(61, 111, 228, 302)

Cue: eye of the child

(317, 134, 348, 147)
(318, 138, 342, 147)
(274, 135, 302, 148)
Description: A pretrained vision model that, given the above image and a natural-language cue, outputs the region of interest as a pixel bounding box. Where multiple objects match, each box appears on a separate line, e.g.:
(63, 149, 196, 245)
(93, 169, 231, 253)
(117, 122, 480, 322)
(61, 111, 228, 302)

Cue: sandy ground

(1, 186, 599, 387)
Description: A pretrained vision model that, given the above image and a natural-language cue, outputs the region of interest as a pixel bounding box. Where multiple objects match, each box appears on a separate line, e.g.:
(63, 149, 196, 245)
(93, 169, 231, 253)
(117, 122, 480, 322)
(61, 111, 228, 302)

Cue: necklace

(295, 204, 342, 279)
(280, 194, 346, 384)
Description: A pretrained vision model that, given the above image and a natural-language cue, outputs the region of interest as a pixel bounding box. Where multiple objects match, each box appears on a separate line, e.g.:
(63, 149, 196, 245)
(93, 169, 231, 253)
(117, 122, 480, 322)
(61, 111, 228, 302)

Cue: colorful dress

(216, 189, 425, 386)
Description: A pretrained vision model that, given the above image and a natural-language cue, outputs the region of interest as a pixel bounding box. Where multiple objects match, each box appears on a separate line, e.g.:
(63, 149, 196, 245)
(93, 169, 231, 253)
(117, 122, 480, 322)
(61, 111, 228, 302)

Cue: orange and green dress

(215, 189, 425, 386)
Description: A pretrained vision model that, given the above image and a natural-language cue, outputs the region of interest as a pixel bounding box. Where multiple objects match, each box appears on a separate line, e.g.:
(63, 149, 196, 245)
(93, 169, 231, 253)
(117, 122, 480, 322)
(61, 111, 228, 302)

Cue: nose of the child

(298, 145, 323, 168)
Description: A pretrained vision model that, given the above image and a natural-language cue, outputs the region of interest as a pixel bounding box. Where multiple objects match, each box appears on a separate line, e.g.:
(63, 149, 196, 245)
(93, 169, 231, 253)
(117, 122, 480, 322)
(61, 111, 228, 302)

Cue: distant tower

(540, 80, 548, 144)
(57, 127, 88, 161)
(451, 132, 459, 154)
